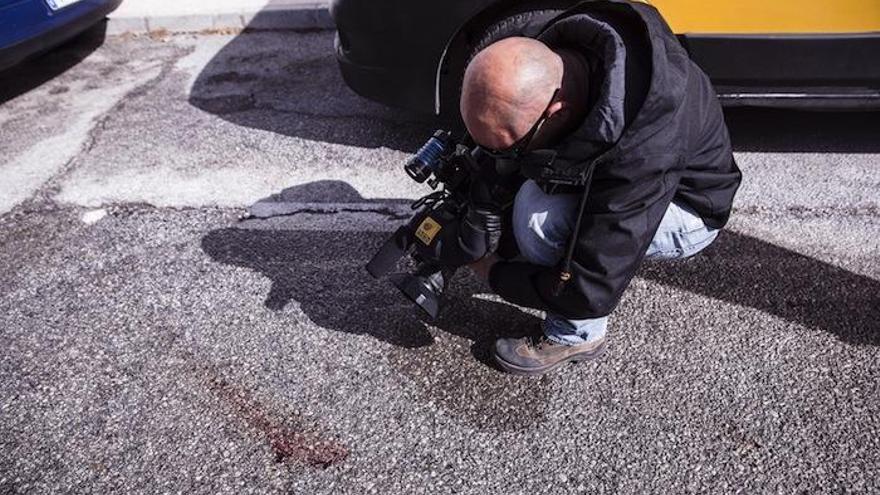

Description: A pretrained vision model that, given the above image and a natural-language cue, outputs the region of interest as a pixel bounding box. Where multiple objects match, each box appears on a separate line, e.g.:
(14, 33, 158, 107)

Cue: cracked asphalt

(1, 23, 879, 494)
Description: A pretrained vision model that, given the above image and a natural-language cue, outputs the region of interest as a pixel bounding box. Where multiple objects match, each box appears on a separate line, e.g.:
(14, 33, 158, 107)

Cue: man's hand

(469, 253, 500, 283)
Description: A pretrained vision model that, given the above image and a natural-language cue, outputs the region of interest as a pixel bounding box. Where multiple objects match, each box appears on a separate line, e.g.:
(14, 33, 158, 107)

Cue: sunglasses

(482, 87, 560, 160)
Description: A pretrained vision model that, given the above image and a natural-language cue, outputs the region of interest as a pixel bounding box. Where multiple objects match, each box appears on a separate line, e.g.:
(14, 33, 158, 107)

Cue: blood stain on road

(184, 351, 349, 468)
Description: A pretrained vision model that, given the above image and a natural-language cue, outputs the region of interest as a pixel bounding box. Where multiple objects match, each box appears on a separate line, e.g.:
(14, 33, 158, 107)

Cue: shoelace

(529, 334, 554, 351)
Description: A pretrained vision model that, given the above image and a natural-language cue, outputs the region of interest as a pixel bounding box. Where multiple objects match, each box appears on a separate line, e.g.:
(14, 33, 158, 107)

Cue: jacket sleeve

(488, 154, 680, 319)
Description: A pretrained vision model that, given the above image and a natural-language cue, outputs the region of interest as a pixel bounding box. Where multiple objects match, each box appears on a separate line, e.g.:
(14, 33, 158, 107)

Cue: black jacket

(488, 0, 742, 319)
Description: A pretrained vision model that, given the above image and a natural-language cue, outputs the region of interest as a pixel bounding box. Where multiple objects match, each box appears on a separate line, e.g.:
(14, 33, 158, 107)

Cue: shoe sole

(492, 340, 607, 377)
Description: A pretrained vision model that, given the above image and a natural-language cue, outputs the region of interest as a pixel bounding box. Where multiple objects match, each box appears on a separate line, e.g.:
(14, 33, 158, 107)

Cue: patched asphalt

(1, 26, 879, 494)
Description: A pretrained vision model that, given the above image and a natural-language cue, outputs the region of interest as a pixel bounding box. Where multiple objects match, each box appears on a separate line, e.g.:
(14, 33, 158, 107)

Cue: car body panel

(0, 0, 122, 72)
(650, 0, 880, 34)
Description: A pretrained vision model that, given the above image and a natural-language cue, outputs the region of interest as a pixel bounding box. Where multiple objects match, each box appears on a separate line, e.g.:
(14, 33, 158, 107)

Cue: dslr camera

(365, 130, 520, 319)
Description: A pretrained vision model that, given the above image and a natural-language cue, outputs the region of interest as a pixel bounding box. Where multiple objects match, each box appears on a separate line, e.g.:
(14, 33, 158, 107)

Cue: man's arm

(486, 155, 680, 320)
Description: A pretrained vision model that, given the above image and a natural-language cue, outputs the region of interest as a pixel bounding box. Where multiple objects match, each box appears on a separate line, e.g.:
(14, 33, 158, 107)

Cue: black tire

(466, 10, 563, 68)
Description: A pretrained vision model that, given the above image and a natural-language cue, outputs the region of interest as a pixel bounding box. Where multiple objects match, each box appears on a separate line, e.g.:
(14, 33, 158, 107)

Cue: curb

(107, 3, 333, 35)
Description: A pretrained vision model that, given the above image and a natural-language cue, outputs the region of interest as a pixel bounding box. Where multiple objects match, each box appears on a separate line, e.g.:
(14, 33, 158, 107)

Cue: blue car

(0, 0, 122, 72)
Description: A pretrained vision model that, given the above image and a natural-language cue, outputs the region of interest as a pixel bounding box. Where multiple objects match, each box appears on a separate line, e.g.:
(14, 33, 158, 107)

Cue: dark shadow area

(201, 226, 539, 360)
(257, 179, 384, 203)
(247, 180, 412, 219)
(188, 10, 441, 153)
(0, 20, 107, 104)
(237, 180, 538, 368)
(202, 177, 560, 427)
(724, 107, 880, 153)
(201, 210, 560, 428)
(203, 207, 879, 350)
(639, 230, 880, 346)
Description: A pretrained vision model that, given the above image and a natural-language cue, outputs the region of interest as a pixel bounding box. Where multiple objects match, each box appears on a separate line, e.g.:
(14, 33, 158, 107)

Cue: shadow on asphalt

(0, 21, 107, 104)
(201, 181, 880, 352)
(200, 226, 540, 360)
(205, 180, 542, 367)
(640, 232, 880, 346)
(202, 181, 557, 427)
(222, 180, 543, 372)
(188, 14, 439, 153)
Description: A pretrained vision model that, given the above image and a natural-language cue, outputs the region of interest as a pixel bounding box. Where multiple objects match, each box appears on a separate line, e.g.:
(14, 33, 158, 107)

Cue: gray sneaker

(493, 334, 607, 376)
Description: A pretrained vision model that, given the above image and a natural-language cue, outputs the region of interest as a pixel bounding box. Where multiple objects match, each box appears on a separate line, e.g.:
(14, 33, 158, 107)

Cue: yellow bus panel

(647, 0, 880, 34)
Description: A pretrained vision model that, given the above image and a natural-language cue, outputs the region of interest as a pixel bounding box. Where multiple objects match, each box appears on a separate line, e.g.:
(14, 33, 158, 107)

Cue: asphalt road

(1, 25, 879, 494)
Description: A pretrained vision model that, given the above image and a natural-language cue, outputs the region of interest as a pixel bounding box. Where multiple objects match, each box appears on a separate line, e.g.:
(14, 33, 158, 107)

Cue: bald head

(460, 37, 564, 150)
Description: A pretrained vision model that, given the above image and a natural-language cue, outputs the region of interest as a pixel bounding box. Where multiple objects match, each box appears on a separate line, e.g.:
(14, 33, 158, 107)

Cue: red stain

(268, 428, 349, 467)
(208, 376, 349, 468)
(184, 353, 349, 468)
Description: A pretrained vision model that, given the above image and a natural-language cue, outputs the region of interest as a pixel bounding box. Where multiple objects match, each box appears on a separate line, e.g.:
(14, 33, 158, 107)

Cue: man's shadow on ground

(202, 226, 544, 359)
(202, 181, 879, 355)
(203, 181, 542, 365)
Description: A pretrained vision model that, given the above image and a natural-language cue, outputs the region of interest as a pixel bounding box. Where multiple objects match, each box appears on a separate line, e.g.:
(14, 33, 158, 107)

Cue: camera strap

(517, 149, 606, 187)
(553, 158, 599, 297)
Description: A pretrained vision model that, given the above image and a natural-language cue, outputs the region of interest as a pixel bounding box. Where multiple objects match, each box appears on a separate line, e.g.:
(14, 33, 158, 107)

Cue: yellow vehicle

(651, 0, 878, 34)
(651, 0, 880, 107)
(332, 0, 880, 112)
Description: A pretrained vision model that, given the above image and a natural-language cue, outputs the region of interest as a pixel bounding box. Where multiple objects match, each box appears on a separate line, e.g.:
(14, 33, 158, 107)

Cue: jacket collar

(538, 12, 628, 159)
(530, 1, 691, 166)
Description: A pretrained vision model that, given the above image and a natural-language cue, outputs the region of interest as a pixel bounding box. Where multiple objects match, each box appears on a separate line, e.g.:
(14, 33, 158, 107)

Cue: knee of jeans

(512, 181, 578, 266)
(681, 227, 720, 258)
(513, 214, 565, 266)
(647, 227, 720, 261)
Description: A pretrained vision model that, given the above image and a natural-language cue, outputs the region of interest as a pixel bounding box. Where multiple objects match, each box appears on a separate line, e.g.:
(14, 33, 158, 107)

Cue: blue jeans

(512, 180, 720, 345)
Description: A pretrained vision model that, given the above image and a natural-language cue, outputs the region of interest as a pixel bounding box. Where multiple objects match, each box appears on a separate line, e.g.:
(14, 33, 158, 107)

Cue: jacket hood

(536, 1, 691, 163)
(539, 13, 628, 158)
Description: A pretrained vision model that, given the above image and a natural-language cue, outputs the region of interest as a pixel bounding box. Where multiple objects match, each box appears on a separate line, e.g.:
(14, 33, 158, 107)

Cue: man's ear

(546, 100, 565, 118)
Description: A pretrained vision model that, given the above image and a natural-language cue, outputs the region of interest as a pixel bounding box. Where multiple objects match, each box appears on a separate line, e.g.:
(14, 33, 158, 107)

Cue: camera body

(367, 128, 602, 318)
(366, 130, 512, 318)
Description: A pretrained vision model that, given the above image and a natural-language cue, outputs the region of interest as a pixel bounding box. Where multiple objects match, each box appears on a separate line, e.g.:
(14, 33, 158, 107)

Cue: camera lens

(390, 272, 443, 319)
(404, 130, 450, 183)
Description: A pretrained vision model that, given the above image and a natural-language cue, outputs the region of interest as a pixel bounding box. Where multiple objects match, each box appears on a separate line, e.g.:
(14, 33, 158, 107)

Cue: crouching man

(463, 1, 742, 375)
